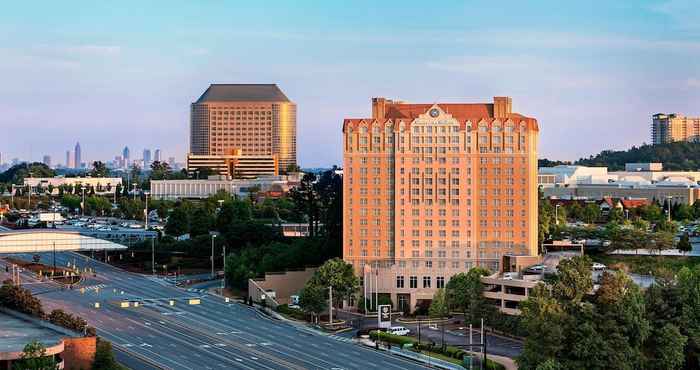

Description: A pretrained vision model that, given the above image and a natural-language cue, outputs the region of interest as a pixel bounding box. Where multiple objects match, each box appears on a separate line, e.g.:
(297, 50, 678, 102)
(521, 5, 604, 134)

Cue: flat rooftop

(0, 312, 65, 354)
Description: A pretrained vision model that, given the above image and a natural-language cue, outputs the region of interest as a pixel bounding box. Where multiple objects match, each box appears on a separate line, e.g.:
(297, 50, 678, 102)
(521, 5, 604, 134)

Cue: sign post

(378, 304, 391, 329)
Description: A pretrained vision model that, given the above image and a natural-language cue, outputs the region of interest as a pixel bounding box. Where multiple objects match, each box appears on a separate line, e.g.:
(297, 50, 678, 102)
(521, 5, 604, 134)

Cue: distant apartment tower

(154, 149, 161, 162)
(190, 84, 297, 173)
(343, 97, 539, 311)
(652, 113, 700, 144)
(66, 150, 72, 168)
(74, 142, 81, 169)
(42, 155, 51, 167)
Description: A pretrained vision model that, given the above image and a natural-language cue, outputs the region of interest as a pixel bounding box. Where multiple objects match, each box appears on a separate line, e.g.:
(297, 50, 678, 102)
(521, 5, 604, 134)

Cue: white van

(386, 326, 410, 336)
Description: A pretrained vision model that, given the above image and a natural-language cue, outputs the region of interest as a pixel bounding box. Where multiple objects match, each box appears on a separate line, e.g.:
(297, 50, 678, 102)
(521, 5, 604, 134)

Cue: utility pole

(328, 286, 333, 325)
(144, 191, 150, 230)
(81, 186, 85, 216)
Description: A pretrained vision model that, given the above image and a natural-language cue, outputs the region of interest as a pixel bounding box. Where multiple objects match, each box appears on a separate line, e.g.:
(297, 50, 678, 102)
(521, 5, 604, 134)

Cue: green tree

(552, 255, 593, 304)
(189, 207, 213, 237)
(445, 267, 492, 324)
(289, 173, 320, 237)
(308, 258, 358, 300)
(608, 207, 624, 224)
(11, 340, 58, 370)
(582, 203, 601, 224)
(677, 233, 693, 255)
(165, 206, 189, 236)
(428, 288, 449, 318)
(644, 323, 687, 370)
(149, 161, 172, 180)
(299, 283, 327, 324)
(518, 284, 569, 370)
(90, 161, 109, 177)
(93, 338, 121, 370)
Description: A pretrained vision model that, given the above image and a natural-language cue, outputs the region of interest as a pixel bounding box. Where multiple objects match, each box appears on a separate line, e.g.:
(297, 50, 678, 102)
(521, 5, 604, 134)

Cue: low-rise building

(0, 310, 96, 370)
(150, 174, 300, 200)
(23, 177, 122, 195)
(539, 163, 700, 205)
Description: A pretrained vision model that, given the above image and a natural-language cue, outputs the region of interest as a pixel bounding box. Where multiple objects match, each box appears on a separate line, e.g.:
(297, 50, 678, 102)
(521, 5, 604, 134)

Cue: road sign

(378, 304, 391, 328)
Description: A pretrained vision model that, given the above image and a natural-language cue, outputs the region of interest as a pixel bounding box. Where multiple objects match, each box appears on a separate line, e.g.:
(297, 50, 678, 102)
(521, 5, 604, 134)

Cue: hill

(569, 141, 700, 171)
(0, 162, 56, 184)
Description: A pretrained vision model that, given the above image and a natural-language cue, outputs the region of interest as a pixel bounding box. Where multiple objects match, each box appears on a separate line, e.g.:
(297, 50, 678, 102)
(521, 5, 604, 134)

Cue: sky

(1, 0, 699, 168)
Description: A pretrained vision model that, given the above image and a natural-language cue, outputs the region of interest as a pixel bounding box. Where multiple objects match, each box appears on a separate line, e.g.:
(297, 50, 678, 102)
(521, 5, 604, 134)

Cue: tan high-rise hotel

(343, 97, 539, 311)
(190, 84, 297, 175)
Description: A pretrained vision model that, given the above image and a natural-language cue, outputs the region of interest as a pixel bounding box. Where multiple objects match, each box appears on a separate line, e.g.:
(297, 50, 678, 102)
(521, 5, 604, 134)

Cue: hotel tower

(342, 97, 539, 311)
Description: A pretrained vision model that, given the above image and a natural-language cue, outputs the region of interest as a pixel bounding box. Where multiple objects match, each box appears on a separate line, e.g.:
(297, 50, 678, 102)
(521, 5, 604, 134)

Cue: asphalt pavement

(1, 252, 431, 370)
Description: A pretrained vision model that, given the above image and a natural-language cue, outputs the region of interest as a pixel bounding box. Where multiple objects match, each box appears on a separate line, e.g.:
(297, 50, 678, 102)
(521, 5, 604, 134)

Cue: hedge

(369, 330, 505, 370)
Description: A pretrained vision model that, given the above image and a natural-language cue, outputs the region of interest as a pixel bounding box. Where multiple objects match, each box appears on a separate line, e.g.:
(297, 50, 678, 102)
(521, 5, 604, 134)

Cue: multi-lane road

(1, 251, 431, 370)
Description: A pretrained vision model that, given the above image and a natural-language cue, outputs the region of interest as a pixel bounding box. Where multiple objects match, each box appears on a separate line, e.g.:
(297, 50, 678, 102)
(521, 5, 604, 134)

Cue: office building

(74, 142, 81, 169)
(190, 84, 297, 173)
(187, 150, 277, 179)
(652, 113, 700, 144)
(122, 146, 130, 168)
(150, 174, 300, 200)
(143, 149, 152, 168)
(154, 149, 162, 162)
(24, 177, 123, 194)
(343, 96, 539, 311)
(42, 155, 51, 167)
(66, 150, 72, 168)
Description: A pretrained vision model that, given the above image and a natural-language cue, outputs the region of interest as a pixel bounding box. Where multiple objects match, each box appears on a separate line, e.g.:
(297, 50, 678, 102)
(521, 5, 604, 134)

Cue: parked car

(592, 262, 606, 271)
(527, 264, 546, 273)
(386, 326, 410, 336)
(503, 272, 518, 280)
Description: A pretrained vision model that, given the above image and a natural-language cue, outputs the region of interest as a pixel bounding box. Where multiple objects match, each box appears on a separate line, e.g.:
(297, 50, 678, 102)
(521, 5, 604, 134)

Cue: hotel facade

(189, 84, 297, 175)
(342, 97, 539, 311)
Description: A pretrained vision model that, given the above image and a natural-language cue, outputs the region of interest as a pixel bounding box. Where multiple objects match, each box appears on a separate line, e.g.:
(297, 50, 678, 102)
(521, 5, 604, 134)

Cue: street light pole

(221, 244, 226, 290)
(555, 204, 560, 226)
(81, 186, 85, 216)
(144, 191, 150, 230)
(151, 237, 155, 276)
(211, 234, 216, 278)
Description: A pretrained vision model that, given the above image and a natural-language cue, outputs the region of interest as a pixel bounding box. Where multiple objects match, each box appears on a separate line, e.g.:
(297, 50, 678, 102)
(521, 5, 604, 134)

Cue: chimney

(493, 96, 512, 118)
(372, 97, 387, 119)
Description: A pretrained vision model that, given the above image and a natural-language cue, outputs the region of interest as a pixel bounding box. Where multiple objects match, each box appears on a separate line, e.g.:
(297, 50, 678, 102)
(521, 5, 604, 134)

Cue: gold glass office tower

(190, 84, 297, 173)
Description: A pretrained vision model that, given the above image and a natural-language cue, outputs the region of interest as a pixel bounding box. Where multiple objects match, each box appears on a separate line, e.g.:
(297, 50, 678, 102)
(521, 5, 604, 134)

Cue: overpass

(0, 229, 129, 253)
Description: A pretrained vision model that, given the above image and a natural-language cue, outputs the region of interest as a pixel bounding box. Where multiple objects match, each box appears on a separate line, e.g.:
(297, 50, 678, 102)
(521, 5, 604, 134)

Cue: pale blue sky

(1, 1, 699, 167)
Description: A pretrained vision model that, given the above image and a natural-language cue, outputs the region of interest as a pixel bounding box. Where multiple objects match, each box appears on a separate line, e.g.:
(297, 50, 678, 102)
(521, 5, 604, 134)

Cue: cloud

(688, 78, 700, 87)
(34, 44, 122, 57)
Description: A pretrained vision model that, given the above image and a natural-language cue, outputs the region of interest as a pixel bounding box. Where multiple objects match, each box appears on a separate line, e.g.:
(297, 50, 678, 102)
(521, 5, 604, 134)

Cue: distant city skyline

(2, 1, 699, 166)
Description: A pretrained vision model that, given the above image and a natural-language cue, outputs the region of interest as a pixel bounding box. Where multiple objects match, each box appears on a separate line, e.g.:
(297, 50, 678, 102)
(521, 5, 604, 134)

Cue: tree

(299, 283, 327, 324)
(308, 258, 358, 300)
(93, 338, 121, 370)
(90, 161, 109, 177)
(518, 284, 569, 369)
(0, 281, 45, 318)
(608, 207, 624, 224)
(429, 288, 449, 318)
(150, 161, 172, 180)
(11, 340, 58, 370)
(552, 255, 593, 304)
(165, 206, 189, 237)
(644, 323, 687, 370)
(289, 173, 320, 237)
(582, 203, 601, 224)
(678, 232, 693, 255)
(445, 267, 492, 324)
(129, 163, 141, 183)
(189, 207, 213, 237)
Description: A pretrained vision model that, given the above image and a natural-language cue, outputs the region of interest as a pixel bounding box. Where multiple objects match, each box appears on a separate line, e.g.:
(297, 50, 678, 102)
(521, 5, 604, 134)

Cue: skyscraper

(154, 149, 161, 162)
(143, 149, 152, 168)
(42, 155, 51, 167)
(190, 84, 297, 173)
(122, 146, 130, 168)
(342, 96, 539, 311)
(66, 150, 72, 168)
(74, 142, 81, 169)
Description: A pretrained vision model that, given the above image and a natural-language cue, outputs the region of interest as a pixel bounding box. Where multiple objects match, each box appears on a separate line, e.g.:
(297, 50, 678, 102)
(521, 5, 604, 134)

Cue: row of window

(395, 275, 445, 289)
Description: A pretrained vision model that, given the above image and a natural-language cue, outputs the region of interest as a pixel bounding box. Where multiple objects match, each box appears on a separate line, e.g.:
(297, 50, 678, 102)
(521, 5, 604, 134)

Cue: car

(386, 326, 410, 336)
(527, 264, 546, 273)
(503, 272, 518, 280)
(592, 262, 606, 271)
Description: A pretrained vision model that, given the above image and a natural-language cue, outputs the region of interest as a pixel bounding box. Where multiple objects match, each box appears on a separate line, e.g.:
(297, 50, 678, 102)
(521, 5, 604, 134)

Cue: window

(436, 276, 445, 289)
(409, 276, 418, 289)
(396, 276, 405, 289)
(423, 276, 432, 288)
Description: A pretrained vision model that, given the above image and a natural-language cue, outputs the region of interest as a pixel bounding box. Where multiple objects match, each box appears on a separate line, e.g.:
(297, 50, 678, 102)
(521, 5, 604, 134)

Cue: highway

(1, 252, 430, 370)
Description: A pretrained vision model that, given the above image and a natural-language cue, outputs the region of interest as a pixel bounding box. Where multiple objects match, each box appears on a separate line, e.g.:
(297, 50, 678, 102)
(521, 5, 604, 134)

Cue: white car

(592, 262, 606, 271)
(386, 326, 410, 336)
(527, 264, 546, 273)
(503, 272, 518, 280)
